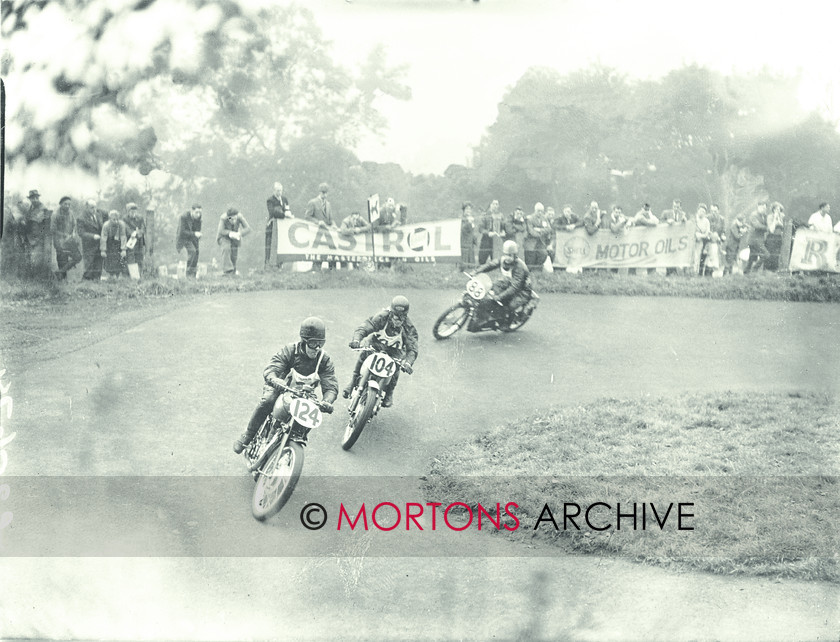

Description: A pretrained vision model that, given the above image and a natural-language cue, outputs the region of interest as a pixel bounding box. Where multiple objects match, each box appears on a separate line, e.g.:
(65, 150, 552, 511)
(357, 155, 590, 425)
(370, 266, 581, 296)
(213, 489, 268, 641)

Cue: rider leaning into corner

(473, 240, 535, 322)
(233, 317, 338, 454)
(343, 295, 418, 408)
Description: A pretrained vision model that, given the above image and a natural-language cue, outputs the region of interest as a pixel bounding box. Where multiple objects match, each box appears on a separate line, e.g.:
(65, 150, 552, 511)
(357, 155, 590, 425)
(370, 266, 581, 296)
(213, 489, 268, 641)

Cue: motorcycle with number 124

(243, 383, 330, 521)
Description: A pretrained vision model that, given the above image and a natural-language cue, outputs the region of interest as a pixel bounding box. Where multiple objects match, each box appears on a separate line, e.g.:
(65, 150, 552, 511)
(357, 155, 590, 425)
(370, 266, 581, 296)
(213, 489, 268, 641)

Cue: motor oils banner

(275, 219, 461, 263)
(553, 223, 696, 269)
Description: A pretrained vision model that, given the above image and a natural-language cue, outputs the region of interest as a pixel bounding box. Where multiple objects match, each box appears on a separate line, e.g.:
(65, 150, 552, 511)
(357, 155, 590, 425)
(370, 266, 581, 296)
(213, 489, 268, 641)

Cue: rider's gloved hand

(349, 340, 360, 349)
(401, 363, 413, 375)
(320, 401, 334, 414)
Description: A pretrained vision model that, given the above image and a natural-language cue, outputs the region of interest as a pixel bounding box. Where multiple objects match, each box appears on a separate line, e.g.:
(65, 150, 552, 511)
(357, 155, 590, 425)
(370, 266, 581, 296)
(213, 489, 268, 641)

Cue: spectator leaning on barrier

(745, 201, 769, 273)
(340, 210, 371, 237)
(582, 201, 601, 235)
(808, 202, 832, 233)
(100, 209, 127, 280)
(77, 199, 104, 280)
(552, 204, 580, 231)
(51, 196, 81, 280)
(265, 182, 290, 269)
(660, 199, 687, 225)
(176, 204, 203, 278)
(460, 201, 477, 271)
(633, 203, 659, 227)
(216, 207, 251, 275)
(609, 205, 631, 234)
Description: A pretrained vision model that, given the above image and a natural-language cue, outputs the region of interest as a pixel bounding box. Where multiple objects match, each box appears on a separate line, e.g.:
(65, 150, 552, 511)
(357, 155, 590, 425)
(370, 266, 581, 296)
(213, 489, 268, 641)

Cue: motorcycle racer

(343, 295, 418, 408)
(234, 317, 338, 454)
(473, 240, 534, 322)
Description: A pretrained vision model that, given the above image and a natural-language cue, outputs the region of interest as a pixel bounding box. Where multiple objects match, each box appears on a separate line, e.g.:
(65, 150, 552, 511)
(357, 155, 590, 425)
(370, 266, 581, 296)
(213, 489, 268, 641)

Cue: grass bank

(424, 392, 840, 583)
(1, 263, 840, 303)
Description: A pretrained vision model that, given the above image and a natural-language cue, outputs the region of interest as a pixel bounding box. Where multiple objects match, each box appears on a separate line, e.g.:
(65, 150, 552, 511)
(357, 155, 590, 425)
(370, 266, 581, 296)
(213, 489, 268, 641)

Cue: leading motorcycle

(244, 383, 330, 521)
(432, 272, 539, 340)
(341, 346, 410, 451)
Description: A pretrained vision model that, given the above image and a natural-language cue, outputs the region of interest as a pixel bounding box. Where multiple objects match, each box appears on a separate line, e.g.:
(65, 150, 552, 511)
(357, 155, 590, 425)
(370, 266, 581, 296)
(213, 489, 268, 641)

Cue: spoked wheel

(251, 441, 305, 521)
(432, 303, 470, 340)
(501, 303, 536, 332)
(341, 387, 378, 451)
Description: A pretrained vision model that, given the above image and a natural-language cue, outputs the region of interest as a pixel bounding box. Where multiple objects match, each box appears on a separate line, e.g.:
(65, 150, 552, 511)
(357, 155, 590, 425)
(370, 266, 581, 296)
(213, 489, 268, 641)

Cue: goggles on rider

(304, 339, 325, 350)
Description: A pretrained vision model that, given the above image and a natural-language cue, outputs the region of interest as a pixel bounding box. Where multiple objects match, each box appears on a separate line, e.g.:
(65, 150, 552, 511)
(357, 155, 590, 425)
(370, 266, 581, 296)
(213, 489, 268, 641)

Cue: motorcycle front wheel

(432, 303, 470, 340)
(251, 441, 305, 521)
(341, 387, 378, 451)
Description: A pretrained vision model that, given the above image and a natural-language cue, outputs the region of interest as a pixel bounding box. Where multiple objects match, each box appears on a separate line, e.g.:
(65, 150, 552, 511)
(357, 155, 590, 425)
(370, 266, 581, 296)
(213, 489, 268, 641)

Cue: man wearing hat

(23, 189, 52, 278)
(304, 182, 338, 270)
(51, 196, 82, 279)
(77, 198, 104, 280)
(123, 202, 147, 276)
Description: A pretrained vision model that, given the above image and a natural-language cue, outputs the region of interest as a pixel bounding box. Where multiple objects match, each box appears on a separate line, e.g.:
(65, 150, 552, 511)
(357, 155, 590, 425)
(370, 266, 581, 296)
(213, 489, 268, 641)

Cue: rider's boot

(382, 380, 396, 408)
(234, 405, 268, 454)
(233, 431, 251, 454)
(342, 374, 360, 399)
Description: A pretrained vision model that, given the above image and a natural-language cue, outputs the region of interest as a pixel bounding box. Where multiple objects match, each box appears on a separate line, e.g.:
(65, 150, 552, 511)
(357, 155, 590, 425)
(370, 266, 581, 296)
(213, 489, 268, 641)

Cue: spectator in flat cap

(123, 202, 147, 276)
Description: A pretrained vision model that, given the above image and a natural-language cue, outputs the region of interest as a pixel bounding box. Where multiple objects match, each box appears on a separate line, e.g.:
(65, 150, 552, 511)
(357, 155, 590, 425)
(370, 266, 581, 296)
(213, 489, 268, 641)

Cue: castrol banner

(553, 222, 696, 269)
(275, 218, 461, 263)
(788, 229, 840, 273)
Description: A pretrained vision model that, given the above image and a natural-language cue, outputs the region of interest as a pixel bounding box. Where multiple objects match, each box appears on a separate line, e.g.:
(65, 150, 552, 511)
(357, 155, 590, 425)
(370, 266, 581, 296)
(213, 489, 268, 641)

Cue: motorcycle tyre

(432, 303, 469, 340)
(341, 387, 378, 451)
(501, 302, 536, 333)
(251, 441, 305, 521)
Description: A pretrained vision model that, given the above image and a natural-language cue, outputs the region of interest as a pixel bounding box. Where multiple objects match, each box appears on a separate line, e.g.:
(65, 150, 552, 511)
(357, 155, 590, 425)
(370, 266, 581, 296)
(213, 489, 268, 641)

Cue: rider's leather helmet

(502, 240, 518, 256)
(390, 295, 410, 316)
(389, 295, 409, 328)
(300, 317, 326, 343)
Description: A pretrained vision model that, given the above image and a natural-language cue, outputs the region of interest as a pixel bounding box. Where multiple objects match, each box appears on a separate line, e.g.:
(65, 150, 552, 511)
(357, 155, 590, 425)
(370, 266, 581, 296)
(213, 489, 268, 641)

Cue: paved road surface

(2, 290, 838, 640)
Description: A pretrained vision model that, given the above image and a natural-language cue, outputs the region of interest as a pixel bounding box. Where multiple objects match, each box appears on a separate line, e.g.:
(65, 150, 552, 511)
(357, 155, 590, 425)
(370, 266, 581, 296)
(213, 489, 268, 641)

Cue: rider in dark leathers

(234, 317, 337, 454)
(343, 295, 418, 408)
(473, 240, 533, 321)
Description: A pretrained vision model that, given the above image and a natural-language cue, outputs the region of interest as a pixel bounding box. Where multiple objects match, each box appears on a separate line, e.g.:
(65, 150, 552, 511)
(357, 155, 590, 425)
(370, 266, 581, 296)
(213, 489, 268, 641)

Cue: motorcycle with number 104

(342, 346, 410, 451)
(432, 272, 539, 340)
(243, 383, 331, 521)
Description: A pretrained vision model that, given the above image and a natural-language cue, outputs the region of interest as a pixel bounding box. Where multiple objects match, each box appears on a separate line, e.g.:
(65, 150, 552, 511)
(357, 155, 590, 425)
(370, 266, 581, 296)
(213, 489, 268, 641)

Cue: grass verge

(424, 392, 840, 582)
(1, 263, 840, 302)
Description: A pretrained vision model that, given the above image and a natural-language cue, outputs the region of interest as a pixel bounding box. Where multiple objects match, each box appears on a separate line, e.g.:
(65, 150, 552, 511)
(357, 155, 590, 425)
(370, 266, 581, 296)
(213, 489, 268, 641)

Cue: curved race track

(1, 289, 838, 640)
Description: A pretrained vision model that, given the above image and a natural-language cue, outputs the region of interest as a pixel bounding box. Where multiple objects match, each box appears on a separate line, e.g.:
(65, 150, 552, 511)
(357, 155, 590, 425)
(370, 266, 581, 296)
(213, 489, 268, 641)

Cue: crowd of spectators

(459, 197, 835, 275)
(4, 186, 839, 282)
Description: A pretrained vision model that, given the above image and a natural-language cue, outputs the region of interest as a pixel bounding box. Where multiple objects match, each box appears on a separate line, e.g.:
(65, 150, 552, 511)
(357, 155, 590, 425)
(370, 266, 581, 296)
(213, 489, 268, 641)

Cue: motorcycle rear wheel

(341, 387, 378, 451)
(501, 302, 536, 332)
(251, 441, 305, 521)
(432, 303, 469, 340)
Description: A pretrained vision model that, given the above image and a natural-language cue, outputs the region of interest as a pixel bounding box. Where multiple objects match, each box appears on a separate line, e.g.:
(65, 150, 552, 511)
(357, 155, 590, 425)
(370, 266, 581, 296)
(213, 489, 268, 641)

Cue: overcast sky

(307, 0, 840, 175)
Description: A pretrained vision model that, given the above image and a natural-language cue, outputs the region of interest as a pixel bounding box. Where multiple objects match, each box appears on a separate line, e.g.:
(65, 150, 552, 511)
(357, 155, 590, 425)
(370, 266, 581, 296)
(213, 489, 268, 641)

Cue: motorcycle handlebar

(351, 346, 412, 372)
